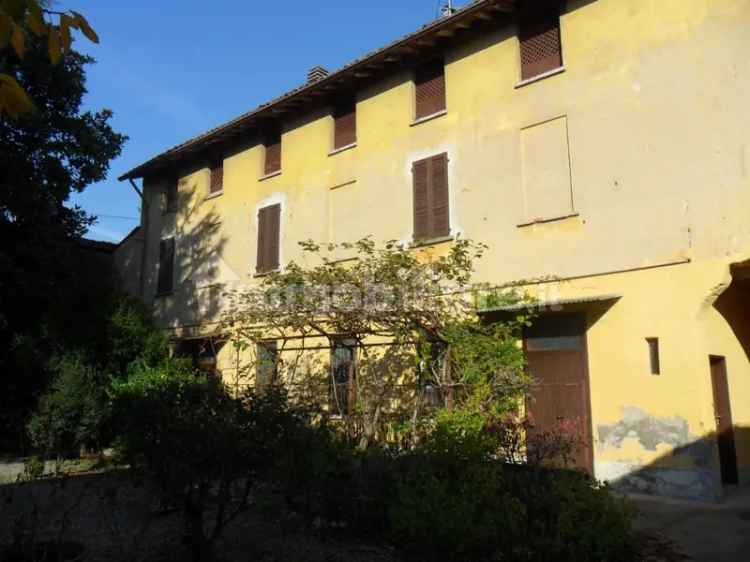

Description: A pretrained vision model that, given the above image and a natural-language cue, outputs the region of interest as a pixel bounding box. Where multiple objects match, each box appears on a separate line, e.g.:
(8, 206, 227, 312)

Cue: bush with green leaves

(386, 419, 635, 562)
(26, 297, 169, 457)
(27, 354, 111, 456)
(111, 368, 309, 562)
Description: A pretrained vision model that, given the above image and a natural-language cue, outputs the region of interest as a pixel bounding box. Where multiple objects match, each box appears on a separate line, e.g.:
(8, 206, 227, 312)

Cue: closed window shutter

(333, 101, 357, 149)
(413, 159, 430, 240)
(257, 204, 281, 273)
(264, 131, 281, 176)
(520, 9, 562, 81)
(256, 207, 268, 272)
(413, 153, 450, 240)
(209, 160, 223, 193)
(165, 180, 178, 213)
(157, 238, 175, 294)
(414, 59, 446, 119)
(431, 153, 450, 237)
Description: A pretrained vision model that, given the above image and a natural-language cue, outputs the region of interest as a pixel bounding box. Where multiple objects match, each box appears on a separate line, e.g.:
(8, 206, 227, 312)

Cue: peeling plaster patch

(598, 407, 690, 451)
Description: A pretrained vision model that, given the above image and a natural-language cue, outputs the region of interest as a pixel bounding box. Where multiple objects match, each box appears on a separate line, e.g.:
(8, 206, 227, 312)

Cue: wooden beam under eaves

(437, 28, 456, 38)
(490, 0, 516, 13)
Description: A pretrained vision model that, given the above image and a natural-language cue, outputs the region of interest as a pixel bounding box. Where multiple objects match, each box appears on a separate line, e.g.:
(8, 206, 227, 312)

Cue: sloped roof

(118, 0, 518, 181)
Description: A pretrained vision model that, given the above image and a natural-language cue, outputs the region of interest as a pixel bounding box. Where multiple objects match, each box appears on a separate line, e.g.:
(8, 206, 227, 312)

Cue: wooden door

(525, 314, 594, 474)
(709, 356, 739, 485)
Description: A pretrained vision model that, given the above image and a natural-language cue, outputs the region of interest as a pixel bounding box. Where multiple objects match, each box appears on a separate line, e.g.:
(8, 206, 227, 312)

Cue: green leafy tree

(0, 33, 125, 451)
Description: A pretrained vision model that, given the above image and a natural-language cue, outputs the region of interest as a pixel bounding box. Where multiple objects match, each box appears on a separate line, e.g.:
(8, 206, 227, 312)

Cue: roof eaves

(118, 0, 517, 182)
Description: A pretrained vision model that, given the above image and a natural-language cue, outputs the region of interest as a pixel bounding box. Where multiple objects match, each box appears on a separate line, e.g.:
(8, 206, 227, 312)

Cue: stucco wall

(136, 0, 750, 499)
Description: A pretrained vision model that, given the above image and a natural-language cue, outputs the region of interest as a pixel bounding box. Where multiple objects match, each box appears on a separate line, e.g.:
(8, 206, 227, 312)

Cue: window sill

(410, 109, 447, 127)
(258, 170, 281, 182)
(252, 268, 280, 278)
(204, 190, 223, 201)
(155, 291, 174, 298)
(328, 142, 357, 156)
(411, 234, 454, 248)
(516, 212, 579, 228)
(515, 66, 566, 89)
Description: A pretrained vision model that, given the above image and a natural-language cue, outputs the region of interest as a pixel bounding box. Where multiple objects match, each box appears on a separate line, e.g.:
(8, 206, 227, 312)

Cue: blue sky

(67, 0, 460, 242)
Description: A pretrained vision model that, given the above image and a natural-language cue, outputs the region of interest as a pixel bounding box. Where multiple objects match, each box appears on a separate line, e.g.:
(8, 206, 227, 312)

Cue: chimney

(441, 1, 457, 17)
(307, 65, 329, 84)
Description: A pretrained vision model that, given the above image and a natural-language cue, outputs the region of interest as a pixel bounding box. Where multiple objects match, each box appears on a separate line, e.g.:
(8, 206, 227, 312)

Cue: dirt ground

(0, 468, 711, 562)
(630, 487, 750, 562)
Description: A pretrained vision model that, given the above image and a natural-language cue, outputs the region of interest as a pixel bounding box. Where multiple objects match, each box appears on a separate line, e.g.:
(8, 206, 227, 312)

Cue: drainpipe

(127, 177, 148, 299)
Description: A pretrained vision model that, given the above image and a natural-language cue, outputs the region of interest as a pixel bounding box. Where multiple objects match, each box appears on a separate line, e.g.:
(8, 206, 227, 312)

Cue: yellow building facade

(119, 0, 750, 501)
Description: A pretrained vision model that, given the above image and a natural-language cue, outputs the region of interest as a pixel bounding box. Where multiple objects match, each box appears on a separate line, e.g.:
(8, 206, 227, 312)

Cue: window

(209, 160, 223, 194)
(519, 116, 573, 223)
(163, 180, 178, 214)
(414, 58, 446, 120)
(263, 129, 281, 176)
(419, 342, 447, 408)
(330, 338, 356, 415)
(157, 237, 175, 295)
(256, 204, 281, 274)
(256, 341, 278, 389)
(519, 4, 562, 81)
(333, 99, 357, 150)
(412, 153, 450, 241)
(647, 338, 661, 375)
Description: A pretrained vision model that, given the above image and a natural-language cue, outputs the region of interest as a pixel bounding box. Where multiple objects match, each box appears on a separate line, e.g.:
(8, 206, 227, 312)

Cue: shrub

(111, 365, 294, 562)
(27, 354, 110, 456)
(383, 412, 635, 562)
(105, 297, 168, 374)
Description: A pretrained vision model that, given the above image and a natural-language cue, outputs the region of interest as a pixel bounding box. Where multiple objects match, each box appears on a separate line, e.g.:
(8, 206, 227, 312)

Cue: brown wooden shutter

(157, 237, 175, 294)
(413, 153, 450, 241)
(209, 160, 223, 193)
(413, 159, 430, 240)
(257, 204, 281, 273)
(264, 131, 281, 176)
(414, 59, 446, 120)
(431, 153, 450, 237)
(165, 180, 178, 213)
(520, 8, 562, 81)
(333, 101, 357, 150)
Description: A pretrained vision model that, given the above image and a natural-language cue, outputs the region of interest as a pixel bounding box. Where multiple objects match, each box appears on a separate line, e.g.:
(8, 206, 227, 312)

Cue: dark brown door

(709, 356, 739, 485)
(525, 314, 594, 474)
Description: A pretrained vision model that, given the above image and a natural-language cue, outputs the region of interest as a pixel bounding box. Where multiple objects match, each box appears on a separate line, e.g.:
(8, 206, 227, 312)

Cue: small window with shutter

(519, 4, 563, 81)
(263, 129, 282, 177)
(333, 99, 357, 151)
(256, 203, 281, 274)
(412, 153, 450, 242)
(163, 180, 178, 214)
(157, 237, 175, 295)
(209, 159, 223, 194)
(414, 59, 446, 120)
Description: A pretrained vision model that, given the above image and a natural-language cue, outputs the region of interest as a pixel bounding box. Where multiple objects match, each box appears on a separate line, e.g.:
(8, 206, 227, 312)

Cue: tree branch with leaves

(1, 0, 98, 117)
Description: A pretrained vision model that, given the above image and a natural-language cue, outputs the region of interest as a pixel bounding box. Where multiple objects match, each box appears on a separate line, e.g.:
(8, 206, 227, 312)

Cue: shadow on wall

(714, 277, 750, 365)
(148, 182, 230, 336)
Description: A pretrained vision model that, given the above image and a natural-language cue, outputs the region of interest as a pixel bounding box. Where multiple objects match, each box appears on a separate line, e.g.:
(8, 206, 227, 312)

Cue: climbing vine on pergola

(223, 237, 534, 447)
